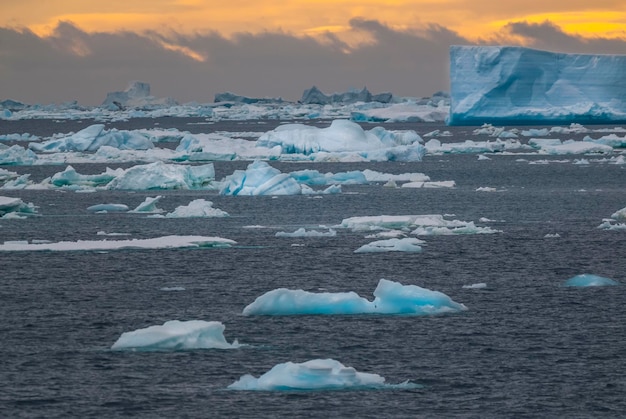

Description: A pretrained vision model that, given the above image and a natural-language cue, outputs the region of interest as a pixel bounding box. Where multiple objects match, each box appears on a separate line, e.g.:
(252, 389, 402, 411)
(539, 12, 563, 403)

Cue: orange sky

(3, 0, 626, 42)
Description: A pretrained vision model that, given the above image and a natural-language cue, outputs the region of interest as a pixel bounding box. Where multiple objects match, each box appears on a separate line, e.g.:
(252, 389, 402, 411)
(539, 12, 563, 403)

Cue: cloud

(1, 19, 625, 105)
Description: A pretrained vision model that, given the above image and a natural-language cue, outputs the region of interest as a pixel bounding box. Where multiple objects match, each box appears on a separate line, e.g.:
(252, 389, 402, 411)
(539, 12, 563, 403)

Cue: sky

(1, 1, 625, 105)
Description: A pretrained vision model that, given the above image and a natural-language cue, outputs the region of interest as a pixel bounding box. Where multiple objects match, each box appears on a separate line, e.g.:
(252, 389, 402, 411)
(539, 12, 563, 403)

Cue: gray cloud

(1, 20, 625, 105)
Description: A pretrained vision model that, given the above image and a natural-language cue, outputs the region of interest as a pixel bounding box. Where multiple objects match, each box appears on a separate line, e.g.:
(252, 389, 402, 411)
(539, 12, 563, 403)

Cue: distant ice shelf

(448, 45, 626, 125)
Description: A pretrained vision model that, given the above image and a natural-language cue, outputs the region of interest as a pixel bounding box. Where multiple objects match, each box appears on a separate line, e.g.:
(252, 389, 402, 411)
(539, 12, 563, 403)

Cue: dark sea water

(1, 119, 625, 418)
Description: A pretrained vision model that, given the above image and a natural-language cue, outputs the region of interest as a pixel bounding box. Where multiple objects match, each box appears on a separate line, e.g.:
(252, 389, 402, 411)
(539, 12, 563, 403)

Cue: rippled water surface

(1, 120, 625, 418)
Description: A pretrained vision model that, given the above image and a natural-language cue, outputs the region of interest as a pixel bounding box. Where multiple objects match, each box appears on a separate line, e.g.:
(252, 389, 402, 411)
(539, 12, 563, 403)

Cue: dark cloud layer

(1, 20, 625, 105)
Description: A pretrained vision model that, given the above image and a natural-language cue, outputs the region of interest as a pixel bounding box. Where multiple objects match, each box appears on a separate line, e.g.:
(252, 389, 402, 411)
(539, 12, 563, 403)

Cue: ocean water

(1, 119, 626, 418)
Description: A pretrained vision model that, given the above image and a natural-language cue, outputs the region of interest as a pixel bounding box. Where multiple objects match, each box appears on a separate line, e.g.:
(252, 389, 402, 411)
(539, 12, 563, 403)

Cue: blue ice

(242, 278, 467, 316)
(228, 358, 420, 391)
(563, 274, 619, 287)
(449, 46, 626, 125)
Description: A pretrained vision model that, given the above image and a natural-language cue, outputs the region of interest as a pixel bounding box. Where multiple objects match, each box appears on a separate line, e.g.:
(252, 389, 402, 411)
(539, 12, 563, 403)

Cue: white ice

(275, 228, 337, 237)
(0, 235, 235, 252)
(354, 237, 424, 253)
(163, 199, 229, 218)
(242, 278, 467, 316)
(337, 214, 500, 235)
(228, 358, 419, 391)
(111, 320, 241, 351)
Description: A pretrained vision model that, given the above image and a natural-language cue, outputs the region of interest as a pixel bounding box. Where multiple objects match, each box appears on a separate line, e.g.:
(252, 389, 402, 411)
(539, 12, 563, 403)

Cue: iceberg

(164, 199, 229, 218)
(275, 228, 337, 238)
(106, 162, 215, 190)
(563, 274, 619, 287)
(242, 278, 467, 316)
(0, 196, 38, 218)
(130, 196, 165, 213)
(228, 358, 418, 391)
(87, 203, 129, 212)
(0, 235, 235, 252)
(101, 81, 178, 109)
(256, 119, 425, 161)
(449, 45, 626, 125)
(0, 145, 38, 165)
(354, 237, 425, 253)
(29, 124, 154, 152)
(300, 86, 392, 105)
(337, 214, 500, 235)
(219, 160, 303, 196)
(111, 320, 241, 351)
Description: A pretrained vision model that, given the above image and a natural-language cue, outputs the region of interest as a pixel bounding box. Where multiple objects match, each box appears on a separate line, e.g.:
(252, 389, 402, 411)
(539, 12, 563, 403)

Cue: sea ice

(87, 203, 129, 212)
(130, 196, 165, 213)
(337, 214, 500, 235)
(256, 119, 425, 161)
(29, 124, 154, 152)
(228, 358, 419, 391)
(563, 274, 619, 287)
(219, 160, 302, 195)
(242, 278, 467, 316)
(0, 196, 38, 218)
(164, 199, 229, 218)
(111, 320, 241, 351)
(449, 46, 626, 125)
(0, 235, 235, 252)
(275, 228, 337, 237)
(354, 237, 424, 253)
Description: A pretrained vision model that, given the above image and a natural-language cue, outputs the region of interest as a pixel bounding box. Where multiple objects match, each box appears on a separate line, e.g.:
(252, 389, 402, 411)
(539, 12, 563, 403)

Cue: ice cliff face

(448, 46, 626, 125)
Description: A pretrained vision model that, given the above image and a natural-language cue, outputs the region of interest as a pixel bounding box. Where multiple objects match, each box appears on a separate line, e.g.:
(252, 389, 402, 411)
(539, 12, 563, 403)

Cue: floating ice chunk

(597, 220, 626, 231)
(219, 160, 303, 196)
(338, 214, 498, 235)
(612, 207, 626, 220)
(111, 320, 240, 351)
(354, 237, 424, 253)
(462, 283, 487, 289)
(228, 358, 419, 391)
(87, 203, 129, 212)
(242, 278, 467, 316)
(165, 199, 229, 218)
(425, 138, 517, 154)
(97, 231, 131, 236)
(0, 235, 235, 252)
(0, 145, 38, 165)
(401, 180, 455, 189)
(563, 274, 619, 287)
(0, 196, 38, 217)
(275, 228, 337, 237)
(130, 196, 164, 213)
(256, 119, 425, 161)
(476, 187, 497, 192)
(361, 169, 430, 183)
(107, 162, 215, 190)
(350, 101, 448, 123)
(30, 124, 154, 152)
(544, 233, 561, 238)
(539, 141, 613, 155)
(50, 165, 120, 188)
(160, 286, 186, 291)
(412, 222, 500, 235)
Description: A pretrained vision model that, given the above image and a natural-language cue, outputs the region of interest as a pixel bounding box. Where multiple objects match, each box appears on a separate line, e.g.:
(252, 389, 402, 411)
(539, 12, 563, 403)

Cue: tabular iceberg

(448, 45, 626, 125)
(228, 358, 418, 391)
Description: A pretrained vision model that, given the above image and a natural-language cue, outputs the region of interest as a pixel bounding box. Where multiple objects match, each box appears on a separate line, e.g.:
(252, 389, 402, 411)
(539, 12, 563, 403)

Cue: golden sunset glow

(3, 0, 625, 42)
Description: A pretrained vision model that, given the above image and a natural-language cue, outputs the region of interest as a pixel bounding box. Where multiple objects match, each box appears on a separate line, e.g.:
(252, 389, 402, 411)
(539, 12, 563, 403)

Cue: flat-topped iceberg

(449, 45, 626, 125)
(228, 358, 418, 391)
(0, 235, 235, 252)
(338, 214, 501, 235)
(242, 278, 467, 316)
(354, 237, 425, 253)
(111, 320, 241, 351)
(563, 274, 619, 287)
